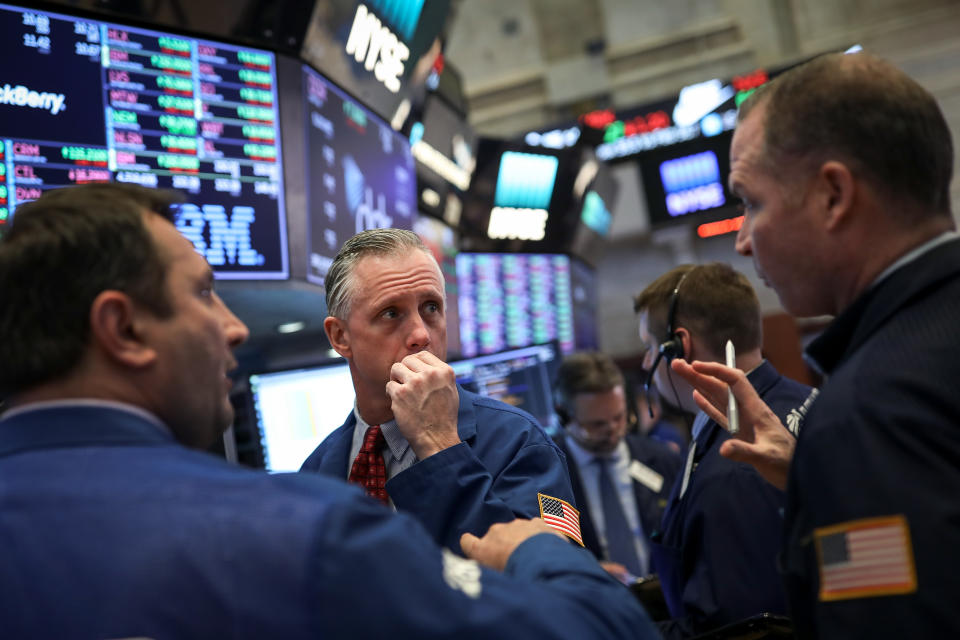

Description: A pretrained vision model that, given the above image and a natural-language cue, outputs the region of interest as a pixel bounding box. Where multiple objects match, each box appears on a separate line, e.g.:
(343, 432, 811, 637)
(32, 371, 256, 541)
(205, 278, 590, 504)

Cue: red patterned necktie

(348, 425, 389, 505)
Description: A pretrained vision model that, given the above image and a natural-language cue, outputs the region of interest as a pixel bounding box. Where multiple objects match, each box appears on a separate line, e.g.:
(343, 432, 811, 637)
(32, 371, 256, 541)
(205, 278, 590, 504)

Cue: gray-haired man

(301, 229, 578, 553)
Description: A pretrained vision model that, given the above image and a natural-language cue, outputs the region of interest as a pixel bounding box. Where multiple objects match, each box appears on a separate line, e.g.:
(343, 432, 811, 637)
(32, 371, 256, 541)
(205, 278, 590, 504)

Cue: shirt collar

(869, 231, 959, 290)
(352, 406, 411, 461)
(806, 233, 960, 376)
(564, 432, 628, 467)
(1, 398, 170, 435)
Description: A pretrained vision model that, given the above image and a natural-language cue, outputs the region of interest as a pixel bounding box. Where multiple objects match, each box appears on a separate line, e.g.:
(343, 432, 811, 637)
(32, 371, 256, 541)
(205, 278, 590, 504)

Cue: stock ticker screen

(0, 4, 288, 278)
(456, 252, 575, 358)
(302, 64, 416, 286)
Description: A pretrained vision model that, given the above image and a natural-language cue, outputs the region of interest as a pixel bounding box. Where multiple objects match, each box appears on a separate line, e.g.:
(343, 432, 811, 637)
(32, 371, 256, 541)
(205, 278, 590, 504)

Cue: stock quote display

(0, 4, 288, 278)
(456, 253, 575, 358)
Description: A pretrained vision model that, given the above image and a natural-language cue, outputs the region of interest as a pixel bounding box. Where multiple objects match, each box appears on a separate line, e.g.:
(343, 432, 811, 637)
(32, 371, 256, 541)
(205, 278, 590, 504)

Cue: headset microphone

(643, 270, 691, 418)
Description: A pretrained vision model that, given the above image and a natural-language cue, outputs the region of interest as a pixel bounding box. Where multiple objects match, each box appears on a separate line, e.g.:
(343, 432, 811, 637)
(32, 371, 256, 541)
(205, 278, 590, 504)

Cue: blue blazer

(0, 404, 658, 639)
(652, 361, 814, 638)
(301, 385, 577, 553)
(783, 238, 960, 639)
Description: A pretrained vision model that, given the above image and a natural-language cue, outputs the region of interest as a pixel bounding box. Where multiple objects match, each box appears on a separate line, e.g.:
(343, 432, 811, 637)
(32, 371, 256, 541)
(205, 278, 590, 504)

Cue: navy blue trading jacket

(301, 385, 577, 553)
(653, 360, 814, 638)
(783, 237, 960, 639)
(0, 404, 658, 639)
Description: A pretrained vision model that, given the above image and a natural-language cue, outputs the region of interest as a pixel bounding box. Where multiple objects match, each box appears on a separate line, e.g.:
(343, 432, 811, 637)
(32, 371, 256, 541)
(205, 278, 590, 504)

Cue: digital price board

(456, 252, 575, 358)
(0, 3, 288, 278)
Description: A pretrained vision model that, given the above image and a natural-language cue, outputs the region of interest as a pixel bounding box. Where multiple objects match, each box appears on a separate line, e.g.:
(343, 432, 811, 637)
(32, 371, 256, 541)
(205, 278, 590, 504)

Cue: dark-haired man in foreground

(0, 183, 656, 638)
(674, 52, 960, 638)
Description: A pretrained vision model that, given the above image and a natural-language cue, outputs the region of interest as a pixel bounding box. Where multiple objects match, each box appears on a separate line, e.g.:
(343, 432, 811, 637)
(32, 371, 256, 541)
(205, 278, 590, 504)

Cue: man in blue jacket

(634, 263, 815, 638)
(301, 229, 576, 552)
(674, 52, 960, 638)
(0, 183, 657, 639)
(551, 351, 682, 582)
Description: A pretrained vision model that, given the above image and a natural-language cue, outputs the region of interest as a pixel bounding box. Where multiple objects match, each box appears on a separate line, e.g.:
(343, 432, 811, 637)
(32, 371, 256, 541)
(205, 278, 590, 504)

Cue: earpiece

(644, 269, 692, 415)
(658, 271, 689, 363)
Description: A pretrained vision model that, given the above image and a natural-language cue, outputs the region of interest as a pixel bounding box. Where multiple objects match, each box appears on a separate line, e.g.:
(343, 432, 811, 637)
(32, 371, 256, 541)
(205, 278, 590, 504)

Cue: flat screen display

(0, 3, 288, 277)
(450, 342, 562, 431)
(570, 258, 598, 350)
(456, 252, 575, 358)
(299, 0, 450, 123)
(303, 64, 416, 286)
(249, 360, 355, 472)
(636, 131, 736, 228)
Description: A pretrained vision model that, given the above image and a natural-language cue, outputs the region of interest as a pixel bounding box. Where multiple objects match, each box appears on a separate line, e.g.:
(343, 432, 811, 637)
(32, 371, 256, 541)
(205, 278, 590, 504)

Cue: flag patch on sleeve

(814, 514, 917, 601)
(538, 493, 583, 546)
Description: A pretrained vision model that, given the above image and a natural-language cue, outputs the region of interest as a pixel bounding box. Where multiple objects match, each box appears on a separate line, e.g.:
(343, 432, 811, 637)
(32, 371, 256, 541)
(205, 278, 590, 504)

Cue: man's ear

(323, 316, 352, 358)
(817, 160, 856, 232)
(89, 290, 158, 369)
(675, 327, 693, 362)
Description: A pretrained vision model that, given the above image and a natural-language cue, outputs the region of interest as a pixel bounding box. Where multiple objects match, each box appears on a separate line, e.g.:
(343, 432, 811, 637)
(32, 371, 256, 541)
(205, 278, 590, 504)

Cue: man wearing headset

(551, 352, 682, 583)
(634, 263, 814, 639)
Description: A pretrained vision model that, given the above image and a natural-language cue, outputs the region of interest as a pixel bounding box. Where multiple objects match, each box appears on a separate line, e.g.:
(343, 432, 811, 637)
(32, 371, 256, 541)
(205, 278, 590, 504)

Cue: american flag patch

(538, 493, 583, 546)
(815, 515, 917, 601)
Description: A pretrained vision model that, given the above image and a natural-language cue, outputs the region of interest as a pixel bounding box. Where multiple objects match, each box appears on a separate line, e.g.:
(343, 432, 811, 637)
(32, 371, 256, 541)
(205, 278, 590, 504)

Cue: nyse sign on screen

(344, 4, 409, 94)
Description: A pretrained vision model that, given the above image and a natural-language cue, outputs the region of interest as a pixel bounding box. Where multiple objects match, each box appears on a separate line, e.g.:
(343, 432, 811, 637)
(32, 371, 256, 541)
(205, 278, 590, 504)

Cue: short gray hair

(325, 228, 440, 319)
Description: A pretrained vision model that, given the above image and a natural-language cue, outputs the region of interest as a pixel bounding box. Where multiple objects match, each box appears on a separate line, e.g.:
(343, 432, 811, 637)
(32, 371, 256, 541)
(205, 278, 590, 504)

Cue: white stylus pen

(725, 339, 739, 435)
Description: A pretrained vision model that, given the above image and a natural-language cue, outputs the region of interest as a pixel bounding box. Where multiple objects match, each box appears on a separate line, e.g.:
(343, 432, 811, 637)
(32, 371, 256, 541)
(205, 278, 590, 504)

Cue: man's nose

(406, 314, 431, 350)
(216, 293, 250, 347)
(735, 219, 752, 256)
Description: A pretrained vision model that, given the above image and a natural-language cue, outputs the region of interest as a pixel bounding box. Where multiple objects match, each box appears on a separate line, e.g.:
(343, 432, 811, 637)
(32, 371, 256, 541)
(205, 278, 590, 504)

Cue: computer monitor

(449, 342, 562, 431)
(248, 360, 355, 472)
(0, 2, 289, 277)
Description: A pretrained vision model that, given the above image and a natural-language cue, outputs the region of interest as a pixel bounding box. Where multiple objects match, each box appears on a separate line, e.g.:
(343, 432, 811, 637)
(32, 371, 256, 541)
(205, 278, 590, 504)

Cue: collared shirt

(807, 232, 960, 378)
(871, 230, 960, 290)
(565, 434, 649, 574)
(0, 398, 170, 435)
(348, 406, 418, 509)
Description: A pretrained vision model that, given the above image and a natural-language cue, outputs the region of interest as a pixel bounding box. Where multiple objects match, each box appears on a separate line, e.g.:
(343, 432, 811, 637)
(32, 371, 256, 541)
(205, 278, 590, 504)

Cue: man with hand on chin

(0, 183, 658, 639)
(301, 229, 577, 552)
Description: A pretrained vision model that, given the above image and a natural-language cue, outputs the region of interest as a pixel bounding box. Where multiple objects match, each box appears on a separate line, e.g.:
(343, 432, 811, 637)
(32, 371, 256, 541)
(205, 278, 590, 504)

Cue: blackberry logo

(0, 84, 66, 115)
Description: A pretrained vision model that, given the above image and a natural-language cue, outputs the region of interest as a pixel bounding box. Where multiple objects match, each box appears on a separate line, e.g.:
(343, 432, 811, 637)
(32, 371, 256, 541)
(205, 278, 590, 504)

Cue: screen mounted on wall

(302, 64, 416, 286)
(0, 2, 289, 278)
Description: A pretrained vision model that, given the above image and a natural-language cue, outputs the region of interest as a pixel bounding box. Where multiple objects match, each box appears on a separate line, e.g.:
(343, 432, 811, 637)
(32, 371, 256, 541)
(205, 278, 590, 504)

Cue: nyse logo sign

(345, 4, 410, 94)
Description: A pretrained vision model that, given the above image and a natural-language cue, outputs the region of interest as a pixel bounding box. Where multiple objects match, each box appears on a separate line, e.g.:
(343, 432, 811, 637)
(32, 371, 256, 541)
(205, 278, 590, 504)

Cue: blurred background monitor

(248, 360, 355, 472)
(570, 257, 599, 351)
(455, 252, 576, 358)
(636, 133, 737, 229)
(0, 2, 289, 277)
(449, 342, 562, 432)
(302, 63, 417, 286)
(412, 213, 461, 356)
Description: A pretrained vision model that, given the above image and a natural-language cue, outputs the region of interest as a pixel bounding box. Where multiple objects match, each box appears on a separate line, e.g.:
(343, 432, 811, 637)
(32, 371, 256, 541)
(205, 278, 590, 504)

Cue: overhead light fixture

(276, 321, 306, 334)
